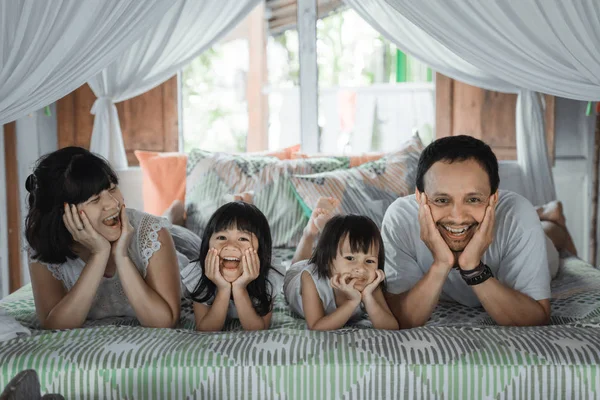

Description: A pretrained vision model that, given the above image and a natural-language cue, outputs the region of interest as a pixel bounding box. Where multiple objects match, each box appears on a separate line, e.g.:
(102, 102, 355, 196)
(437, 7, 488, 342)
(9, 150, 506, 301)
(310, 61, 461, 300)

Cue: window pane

(182, 38, 249, 153)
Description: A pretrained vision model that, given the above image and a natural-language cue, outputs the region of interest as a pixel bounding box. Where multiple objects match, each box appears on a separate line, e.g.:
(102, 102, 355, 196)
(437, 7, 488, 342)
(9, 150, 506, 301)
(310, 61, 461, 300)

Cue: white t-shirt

(382, 190, 554, 307)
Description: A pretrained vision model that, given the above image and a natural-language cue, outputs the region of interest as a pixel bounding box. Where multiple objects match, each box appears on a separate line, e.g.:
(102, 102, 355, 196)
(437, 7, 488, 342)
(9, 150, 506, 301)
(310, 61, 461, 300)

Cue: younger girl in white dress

(181, 201, 283, 331)
(284, 199, 398, 330)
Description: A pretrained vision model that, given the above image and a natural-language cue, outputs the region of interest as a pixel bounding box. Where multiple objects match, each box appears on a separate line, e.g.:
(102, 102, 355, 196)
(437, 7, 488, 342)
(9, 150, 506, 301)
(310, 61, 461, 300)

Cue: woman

(25, 147, 190, 329)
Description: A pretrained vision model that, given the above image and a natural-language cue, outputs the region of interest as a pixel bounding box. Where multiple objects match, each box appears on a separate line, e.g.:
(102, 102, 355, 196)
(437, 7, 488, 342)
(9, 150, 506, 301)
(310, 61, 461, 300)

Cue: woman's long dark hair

(191, 202, 276, 316)
(25, 147, 118, 264)
(309, 214, 385, 280)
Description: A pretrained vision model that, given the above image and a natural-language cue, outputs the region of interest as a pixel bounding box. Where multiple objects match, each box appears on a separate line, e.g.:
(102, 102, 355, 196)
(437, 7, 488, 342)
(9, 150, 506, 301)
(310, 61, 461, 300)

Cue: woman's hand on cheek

(233, 249, 260, 290)
(111, 205, 134, 259)
(63, 203, 110, 255)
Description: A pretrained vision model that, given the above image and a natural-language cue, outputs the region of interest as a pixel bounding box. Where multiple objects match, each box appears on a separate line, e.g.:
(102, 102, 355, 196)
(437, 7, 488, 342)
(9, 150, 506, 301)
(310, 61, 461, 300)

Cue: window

(267, 7, 436, 153)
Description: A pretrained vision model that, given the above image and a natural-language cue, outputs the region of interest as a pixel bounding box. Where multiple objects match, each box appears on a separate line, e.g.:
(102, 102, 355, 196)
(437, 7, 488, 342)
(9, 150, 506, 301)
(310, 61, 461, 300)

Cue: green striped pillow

(185, 150, 349, 247)
(288, 135, 424, 227)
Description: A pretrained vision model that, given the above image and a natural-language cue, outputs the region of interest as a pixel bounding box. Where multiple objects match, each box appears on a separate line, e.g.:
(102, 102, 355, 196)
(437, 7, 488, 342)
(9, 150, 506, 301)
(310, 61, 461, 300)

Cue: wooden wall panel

(3, 122, 21, 293)
(436, 74, 555, 163)
(57, 76, 179, 166)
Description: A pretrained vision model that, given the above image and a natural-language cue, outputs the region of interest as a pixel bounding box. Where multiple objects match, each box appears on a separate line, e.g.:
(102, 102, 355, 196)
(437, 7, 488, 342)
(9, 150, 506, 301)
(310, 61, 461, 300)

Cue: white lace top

(31, 209, 184, 320)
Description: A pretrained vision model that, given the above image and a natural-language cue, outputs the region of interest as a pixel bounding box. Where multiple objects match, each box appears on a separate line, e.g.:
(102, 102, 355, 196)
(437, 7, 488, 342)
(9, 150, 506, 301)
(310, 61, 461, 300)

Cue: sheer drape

(383, 0, 600, 101)
(347, 0, 557, 205)
(0, 0, 175, 125)
(88, 0, 261, 168)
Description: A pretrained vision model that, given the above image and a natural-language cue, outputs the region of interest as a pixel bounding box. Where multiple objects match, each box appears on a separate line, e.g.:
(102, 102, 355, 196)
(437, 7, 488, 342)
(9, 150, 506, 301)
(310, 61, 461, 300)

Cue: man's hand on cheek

(458, 196, 497, 270)
(417, 192, 456, 271)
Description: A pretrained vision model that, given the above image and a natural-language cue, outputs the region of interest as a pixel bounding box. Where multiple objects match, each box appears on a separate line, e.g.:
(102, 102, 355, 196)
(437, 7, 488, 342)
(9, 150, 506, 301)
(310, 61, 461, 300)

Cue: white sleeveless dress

(283, 260, 366, 322)
(31, 208, 200, 320)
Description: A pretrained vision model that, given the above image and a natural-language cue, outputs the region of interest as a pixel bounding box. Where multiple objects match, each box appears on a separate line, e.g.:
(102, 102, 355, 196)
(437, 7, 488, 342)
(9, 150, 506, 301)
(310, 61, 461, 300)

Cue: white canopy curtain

(346, 0, 556, 206)
(87, 0, 261, 169)
(0, 0, 176, 125)
(383, 0, 600, 102)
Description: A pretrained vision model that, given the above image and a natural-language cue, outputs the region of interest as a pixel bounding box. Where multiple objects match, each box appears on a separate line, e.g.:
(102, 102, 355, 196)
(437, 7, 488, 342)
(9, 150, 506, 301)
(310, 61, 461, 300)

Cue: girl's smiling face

(76, 184, 124, 242)
(208, 226, 259, 282)
(330, 236, 379, 291)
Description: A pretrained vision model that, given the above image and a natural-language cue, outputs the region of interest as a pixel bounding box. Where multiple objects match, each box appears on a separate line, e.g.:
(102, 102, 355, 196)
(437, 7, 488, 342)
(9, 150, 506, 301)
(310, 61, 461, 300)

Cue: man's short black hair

(415, 135, 499, 194)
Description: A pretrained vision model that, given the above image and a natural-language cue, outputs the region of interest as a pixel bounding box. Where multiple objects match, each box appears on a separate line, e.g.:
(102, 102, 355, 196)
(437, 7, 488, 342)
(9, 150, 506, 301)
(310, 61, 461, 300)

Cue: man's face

(420, 159, 497, 252)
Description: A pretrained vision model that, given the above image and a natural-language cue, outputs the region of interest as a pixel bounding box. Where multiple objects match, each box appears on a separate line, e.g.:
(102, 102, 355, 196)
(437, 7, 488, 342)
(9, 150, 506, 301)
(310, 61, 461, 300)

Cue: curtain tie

(91, 96, 114, 115)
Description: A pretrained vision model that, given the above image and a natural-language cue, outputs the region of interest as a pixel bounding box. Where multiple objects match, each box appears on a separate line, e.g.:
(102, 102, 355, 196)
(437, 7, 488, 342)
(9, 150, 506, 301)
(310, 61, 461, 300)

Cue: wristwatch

(460, 261, 494, 286)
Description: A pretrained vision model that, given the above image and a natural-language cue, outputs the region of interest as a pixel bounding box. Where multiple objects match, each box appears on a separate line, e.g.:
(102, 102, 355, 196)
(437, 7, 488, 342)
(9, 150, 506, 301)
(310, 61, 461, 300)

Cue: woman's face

(208, 226, 259, 283)
(76, 184, 124, 242)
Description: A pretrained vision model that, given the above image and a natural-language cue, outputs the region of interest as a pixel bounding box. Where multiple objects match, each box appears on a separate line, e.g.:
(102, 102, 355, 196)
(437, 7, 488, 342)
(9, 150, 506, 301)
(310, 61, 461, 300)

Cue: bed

(1, 249, 600, 399)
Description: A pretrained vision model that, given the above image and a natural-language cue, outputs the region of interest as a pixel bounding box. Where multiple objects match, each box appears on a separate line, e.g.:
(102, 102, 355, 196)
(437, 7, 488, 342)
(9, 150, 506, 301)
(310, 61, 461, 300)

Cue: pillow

(289, 135, 424, 227)
(185, 150, 350, 247)
(135, 151, 188, 216)
(134, 145, 301, 216)
(291, 151, 384, 167)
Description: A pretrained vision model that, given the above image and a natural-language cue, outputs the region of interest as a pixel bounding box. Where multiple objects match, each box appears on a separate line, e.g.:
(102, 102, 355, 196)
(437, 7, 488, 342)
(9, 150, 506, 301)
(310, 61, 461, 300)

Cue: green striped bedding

(1, 251, 600, 399)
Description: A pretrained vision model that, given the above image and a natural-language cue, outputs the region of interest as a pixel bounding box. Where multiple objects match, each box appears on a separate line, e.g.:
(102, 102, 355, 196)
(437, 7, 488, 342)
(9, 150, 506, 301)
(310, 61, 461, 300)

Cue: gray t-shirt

(382, 190, 553, 307)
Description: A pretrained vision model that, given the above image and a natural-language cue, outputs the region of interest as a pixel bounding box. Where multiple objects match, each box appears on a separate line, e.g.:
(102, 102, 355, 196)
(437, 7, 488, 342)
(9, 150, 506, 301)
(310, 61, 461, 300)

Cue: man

(383, 135, 574, 328)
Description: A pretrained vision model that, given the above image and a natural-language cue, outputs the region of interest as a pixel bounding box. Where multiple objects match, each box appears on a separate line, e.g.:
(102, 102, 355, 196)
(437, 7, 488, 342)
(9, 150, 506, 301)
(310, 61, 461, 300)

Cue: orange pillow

(134, 145, 301, 216)
(134, 151, 188, 216)
(291, 151, 384, 167)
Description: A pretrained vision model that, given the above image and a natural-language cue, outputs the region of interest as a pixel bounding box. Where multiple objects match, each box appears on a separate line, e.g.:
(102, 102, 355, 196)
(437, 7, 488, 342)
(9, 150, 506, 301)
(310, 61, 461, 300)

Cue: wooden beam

(246, 3, 269, 152)
(435, 73, 453, 138)
(3, 122, 21, 293)
(544, 94, 556, 166)
(297, 0, 319, 153)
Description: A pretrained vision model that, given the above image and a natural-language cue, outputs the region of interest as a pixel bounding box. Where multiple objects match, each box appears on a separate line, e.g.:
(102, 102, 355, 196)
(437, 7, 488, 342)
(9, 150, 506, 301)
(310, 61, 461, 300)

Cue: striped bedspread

(1, 251, 599, 399)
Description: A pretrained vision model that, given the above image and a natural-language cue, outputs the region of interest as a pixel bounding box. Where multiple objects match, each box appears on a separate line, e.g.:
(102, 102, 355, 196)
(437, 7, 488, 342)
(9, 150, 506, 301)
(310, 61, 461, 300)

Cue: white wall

(552, 98, 596, 262)
(15, 106, 58, 286)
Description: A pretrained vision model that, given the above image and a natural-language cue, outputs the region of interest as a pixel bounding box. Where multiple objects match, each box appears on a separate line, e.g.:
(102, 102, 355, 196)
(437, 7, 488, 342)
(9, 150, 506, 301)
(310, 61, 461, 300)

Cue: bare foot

(315, 197, 340, 213)
(304, 197, 340, 237)
(233, 191, 254, 204)
(536, 200, 566, 228)
(163, 200, 185, 226)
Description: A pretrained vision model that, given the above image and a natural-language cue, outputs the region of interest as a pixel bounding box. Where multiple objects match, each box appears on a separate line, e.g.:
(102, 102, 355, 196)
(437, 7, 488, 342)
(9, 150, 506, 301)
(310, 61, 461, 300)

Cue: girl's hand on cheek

(233, 249, 260, 289)
(361, 270, 385, 301)
(205, 248, 230, 290)
(331, 273, 361, 303)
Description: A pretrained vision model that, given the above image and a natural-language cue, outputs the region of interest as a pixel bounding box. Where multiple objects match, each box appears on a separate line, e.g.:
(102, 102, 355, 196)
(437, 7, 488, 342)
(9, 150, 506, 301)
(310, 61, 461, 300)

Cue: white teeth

(443, 225, 468, 234)
(222, 257, 240, 261)
(103, 213, 119, 222)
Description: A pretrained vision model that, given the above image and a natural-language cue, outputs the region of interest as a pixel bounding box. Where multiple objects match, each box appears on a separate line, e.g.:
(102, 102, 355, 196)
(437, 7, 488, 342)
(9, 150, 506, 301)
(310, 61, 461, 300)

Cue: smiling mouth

(221, 256, 240, 270)
(102, 212, 120, 227)
(438, 224, 476, 239)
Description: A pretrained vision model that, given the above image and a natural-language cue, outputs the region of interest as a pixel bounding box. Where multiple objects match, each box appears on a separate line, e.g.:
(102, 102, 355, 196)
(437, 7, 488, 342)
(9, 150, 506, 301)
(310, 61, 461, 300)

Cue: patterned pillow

(288, 135, 424, 227)
(185, 150, 349, 247)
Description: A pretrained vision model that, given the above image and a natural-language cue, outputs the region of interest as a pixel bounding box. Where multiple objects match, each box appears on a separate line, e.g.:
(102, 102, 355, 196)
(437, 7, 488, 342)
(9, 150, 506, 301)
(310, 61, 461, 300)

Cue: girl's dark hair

(25, 147, 118, 264)
(191, 202, 277, 316)
(309, 214, 385, 280)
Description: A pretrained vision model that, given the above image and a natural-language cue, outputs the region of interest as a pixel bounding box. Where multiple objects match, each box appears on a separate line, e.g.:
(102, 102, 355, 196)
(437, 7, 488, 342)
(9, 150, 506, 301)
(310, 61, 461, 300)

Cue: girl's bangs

(214, 204, 260, 236)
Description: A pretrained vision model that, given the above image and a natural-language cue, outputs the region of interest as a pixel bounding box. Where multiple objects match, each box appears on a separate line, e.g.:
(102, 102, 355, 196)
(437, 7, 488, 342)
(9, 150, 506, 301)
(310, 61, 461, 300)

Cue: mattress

(1, 250, 599, 399)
